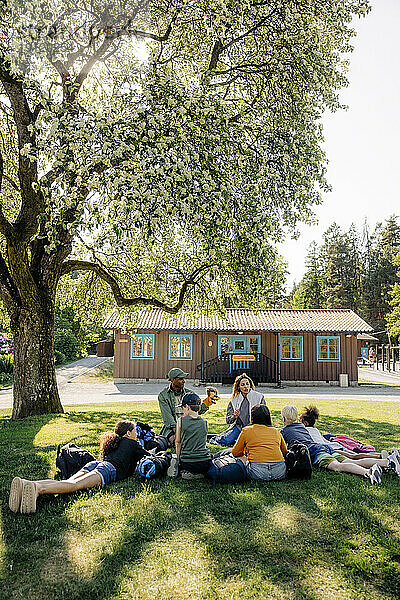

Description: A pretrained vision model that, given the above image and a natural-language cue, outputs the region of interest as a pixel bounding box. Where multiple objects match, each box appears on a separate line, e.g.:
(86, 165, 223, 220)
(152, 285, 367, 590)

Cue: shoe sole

(167, 458, 178, 478)
(20, 481, 37, 514)
(9, 477, 24, 513)
(181, 472, 204, 480)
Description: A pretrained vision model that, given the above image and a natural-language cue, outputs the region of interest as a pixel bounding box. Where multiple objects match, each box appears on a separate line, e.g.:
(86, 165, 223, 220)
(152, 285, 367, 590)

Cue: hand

(234, 409, 240, 418)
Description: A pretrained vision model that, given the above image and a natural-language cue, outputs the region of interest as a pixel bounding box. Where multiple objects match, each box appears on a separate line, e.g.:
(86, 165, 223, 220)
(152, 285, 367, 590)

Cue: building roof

(103, 308, 373, 333)
(357, 333, 379, 341)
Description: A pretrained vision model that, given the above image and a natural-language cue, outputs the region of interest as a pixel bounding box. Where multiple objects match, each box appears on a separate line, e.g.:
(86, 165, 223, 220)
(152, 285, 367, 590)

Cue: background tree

(362, 216, 400, 336)
(289, 241, 323, 308)
(0, 0, 370, 417)
(291, 217, 400, 341)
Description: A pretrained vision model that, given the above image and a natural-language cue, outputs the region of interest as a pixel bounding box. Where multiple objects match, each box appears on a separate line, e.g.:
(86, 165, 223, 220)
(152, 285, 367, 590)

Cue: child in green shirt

(167, 392, 211, 480)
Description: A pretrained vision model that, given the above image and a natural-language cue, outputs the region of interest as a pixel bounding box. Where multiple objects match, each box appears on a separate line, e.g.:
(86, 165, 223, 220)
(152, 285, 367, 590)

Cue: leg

(18, 472, 102, 514)
(327, 459, 368, 477)
(35, 471, 102, 495)
(343, 457, 388, 469)
(335, 449, 383, 460)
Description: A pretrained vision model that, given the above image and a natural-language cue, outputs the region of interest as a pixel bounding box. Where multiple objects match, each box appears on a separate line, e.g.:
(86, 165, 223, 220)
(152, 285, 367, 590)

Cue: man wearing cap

(158, 368, 209, 446)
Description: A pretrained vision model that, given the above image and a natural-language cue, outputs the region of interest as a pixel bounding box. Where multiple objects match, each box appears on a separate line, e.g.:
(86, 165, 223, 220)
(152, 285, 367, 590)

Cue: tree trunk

(11, 306, 63, 419)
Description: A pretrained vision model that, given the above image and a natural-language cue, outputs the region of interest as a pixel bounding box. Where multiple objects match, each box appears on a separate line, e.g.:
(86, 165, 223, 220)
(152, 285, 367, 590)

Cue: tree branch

(60, 260, 210, 313)
(208, 38, 224, 72)
(0, 57, 44, 243)
(0, 149, 16, 239)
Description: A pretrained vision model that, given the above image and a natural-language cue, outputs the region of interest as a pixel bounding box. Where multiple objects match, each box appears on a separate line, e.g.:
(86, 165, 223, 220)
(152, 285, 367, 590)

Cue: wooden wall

(114, 330, 359, 383)
(278, 332, 358, 383)
(114, 330, 220, 380)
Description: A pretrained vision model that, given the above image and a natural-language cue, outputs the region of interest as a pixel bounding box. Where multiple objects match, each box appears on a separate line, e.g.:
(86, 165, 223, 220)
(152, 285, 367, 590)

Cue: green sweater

(180, 415, 211, 462)
(158, 385, 208, 437)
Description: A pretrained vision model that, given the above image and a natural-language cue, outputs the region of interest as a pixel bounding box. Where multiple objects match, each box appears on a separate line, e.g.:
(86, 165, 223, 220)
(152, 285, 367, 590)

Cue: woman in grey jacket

(209, 373, 265, 445)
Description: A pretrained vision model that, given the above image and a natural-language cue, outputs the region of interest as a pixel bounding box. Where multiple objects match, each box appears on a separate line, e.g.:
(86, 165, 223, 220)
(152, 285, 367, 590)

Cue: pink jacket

(332, 435, 375, 452)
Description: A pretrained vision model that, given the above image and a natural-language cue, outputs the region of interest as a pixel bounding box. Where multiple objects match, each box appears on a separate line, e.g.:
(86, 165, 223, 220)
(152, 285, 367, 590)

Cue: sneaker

(181, 471, 204, 480)
(388, 449, 400, 476)
(9, 477, 24, 513)
(366, 464, 382, 485)
(20, 481, 37, 514)
(167, 454, 179, 478)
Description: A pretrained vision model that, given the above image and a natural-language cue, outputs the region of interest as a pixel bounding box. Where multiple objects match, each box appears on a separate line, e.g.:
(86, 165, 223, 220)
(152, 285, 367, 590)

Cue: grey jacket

(226, 389, 265, 429)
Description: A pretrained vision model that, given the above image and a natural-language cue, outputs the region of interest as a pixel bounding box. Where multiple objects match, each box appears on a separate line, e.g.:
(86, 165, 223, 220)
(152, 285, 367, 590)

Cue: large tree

(0, 0, 369, 418)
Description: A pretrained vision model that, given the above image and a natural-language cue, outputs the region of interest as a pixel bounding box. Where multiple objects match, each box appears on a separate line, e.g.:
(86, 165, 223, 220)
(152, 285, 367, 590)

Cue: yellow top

(232, 424, 287, 463)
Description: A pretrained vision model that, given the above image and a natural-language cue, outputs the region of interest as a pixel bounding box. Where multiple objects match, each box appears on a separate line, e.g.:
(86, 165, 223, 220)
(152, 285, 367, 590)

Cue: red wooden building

(103, 308, 373, 386)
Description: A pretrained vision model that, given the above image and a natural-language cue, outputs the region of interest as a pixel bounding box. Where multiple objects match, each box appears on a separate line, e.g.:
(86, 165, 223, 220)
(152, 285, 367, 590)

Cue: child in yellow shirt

(232, 404, 287, 481)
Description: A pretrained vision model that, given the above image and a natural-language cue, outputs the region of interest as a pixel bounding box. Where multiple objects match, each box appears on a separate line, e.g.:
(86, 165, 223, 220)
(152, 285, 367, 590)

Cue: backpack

(134, 451, 171, 480)
(285, 441, 312, 480)
(146, 434, 169, 452)
(135, 423, 169, 452)
(135, 422, 155, 447)
(55, 443, 96, 480)
(206, 453, 248, 485)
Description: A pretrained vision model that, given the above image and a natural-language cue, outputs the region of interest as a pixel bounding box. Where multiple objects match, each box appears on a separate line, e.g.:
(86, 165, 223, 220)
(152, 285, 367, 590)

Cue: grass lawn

(1, 398, 399, 600)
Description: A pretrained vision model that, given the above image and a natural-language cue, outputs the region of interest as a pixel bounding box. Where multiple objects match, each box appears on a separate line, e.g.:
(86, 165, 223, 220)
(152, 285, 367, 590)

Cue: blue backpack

(206, 454, 247, 485)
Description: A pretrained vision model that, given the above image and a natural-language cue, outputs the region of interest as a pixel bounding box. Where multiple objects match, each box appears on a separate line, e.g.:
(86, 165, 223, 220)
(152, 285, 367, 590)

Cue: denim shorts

(246, 461, 286, 481)
(80, 460, 117, 486)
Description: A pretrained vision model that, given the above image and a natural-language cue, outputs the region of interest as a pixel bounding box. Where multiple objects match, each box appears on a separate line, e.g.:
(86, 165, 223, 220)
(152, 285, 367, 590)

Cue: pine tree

(361, 216, 400, 333)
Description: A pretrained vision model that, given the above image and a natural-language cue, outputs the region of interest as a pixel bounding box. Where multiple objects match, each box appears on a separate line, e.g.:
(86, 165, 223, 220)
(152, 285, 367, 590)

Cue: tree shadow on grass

(1, 411, 399, 600)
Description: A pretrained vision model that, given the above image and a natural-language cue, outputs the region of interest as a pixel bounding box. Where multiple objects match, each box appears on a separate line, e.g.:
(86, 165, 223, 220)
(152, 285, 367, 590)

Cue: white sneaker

(388, 449, 400, 476)
(366, 464, 382, 485)
(167, 454, 179, 478)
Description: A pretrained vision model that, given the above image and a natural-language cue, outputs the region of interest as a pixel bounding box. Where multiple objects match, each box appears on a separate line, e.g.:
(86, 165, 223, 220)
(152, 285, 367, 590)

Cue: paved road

(1, 359, 400, 410)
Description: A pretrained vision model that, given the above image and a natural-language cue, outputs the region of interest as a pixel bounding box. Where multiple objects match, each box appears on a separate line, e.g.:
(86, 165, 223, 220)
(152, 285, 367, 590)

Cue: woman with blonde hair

(209, 373, 265, 446)
(9, 420, 150, 514)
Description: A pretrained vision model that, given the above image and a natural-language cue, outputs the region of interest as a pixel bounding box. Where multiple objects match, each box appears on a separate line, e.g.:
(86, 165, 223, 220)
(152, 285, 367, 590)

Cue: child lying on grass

(299, 405, 390, 460)
(9, 420, 149, 514)
(281, 406, 400, 484)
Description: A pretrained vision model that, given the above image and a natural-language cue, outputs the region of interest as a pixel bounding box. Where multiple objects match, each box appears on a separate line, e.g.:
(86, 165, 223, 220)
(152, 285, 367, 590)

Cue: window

(220, 336, 229, 353)
(218, 335, 261, 354)
(317, 336, 340, 361)
(169, 335, 193, 360)
(130, 334, 155, 359)
(280, 336, 303, 361)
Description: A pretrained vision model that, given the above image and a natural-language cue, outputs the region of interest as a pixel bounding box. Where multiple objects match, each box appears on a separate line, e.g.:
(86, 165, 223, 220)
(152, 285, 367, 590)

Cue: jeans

(246, 461, 286, 481)
(208, 424, 241, 446)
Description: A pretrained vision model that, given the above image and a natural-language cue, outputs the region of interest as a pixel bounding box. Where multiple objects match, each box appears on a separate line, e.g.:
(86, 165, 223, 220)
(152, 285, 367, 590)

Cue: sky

(279, 0, 400, 289)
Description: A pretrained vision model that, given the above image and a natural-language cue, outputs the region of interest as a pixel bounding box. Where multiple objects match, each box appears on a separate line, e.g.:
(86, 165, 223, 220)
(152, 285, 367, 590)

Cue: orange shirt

(232, 424, 287, 463)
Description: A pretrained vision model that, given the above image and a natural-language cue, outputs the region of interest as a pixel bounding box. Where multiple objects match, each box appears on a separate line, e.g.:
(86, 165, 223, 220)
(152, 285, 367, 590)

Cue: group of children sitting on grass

(9, 373, 400, 514)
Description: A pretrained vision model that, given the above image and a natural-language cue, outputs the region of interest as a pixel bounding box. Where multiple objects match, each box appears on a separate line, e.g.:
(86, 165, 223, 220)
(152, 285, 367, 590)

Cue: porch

(196, 352, 278, 385)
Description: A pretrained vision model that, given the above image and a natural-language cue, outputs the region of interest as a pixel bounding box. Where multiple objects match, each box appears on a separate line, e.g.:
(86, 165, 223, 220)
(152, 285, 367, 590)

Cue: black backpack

(134, 452, 171, 480)
(285, 441, 312, 480)
(55, 443, 96, 480)
(145, 434, 169, 452)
